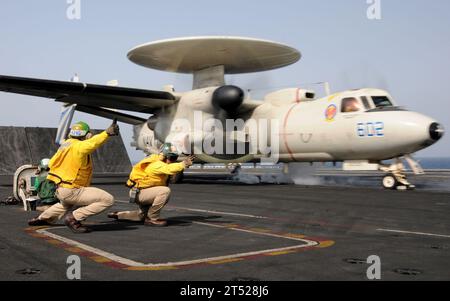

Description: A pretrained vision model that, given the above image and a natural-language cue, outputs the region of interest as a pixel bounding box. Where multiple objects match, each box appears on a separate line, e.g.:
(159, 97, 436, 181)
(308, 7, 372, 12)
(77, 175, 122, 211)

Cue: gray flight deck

(1, 177, 450, 281)
(0, 126, 449, 281)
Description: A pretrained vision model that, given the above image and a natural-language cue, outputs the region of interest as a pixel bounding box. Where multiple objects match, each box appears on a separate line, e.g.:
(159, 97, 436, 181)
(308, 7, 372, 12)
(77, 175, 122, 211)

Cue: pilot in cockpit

(342, 98, 362, 113)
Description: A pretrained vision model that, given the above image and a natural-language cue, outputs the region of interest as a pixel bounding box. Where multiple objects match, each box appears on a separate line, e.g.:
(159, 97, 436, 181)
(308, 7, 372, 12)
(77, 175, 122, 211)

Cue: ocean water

(416, 158, 450, 169)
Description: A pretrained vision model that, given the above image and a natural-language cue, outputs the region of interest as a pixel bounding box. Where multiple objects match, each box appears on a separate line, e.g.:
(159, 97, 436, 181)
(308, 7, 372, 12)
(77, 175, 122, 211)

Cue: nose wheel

(380, 158, 417, 190)
(382, 174, 398, 189)
(382, 173, 416, 190)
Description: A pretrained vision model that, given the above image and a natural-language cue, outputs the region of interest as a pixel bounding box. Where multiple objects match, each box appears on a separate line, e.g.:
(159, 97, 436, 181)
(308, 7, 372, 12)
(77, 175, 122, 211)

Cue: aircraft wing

(238, 99, 263, 114)
(0, 75, 176, 114)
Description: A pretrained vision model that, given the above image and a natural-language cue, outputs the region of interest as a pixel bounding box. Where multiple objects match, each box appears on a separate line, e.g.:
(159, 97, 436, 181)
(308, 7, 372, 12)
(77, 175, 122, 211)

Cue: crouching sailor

(108, 143, 194, 227)
(28, 120, 120, 233)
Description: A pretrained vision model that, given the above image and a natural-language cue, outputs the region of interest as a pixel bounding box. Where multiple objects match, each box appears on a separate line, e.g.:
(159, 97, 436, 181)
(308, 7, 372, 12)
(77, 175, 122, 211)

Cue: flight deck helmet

(160, 143, 179, 162)
(69, 121, 91, 138)
(38, 158, 51, 171)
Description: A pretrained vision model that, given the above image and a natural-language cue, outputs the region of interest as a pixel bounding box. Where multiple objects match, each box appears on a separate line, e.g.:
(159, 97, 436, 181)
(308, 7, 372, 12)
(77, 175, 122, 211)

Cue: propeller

(212, 85, 245, 113)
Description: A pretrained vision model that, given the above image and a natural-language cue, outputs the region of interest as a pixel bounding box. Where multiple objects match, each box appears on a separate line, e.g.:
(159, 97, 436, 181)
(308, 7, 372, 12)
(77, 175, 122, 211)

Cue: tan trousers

(117, 186, 171, 221)
(39, 187, 114, 222)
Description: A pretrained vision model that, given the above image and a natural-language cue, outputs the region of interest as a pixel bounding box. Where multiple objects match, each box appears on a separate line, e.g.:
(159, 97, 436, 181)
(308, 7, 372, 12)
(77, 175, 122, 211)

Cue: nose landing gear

(380, 157, 421, 190)
(382, 174, 398, 189)
(382, 173, 415, 190)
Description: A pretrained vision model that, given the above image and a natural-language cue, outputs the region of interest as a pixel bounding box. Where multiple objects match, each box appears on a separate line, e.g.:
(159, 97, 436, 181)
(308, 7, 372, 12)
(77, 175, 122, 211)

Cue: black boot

(64, 212, 91, 234)
(28, 217, 52, 226)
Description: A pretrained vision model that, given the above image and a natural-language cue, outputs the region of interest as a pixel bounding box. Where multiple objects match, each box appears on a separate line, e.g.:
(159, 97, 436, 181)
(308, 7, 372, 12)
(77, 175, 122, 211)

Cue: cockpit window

(372, 96, 393, 108)
(341, 98, 362, 113)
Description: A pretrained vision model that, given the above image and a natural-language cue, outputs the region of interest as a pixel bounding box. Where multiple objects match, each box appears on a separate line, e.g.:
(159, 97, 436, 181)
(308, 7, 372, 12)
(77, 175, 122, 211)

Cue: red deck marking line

(26, 222, 334, 271)
(208, 258, 245, 265)
(89, 256, 112, 263)
(46, 239, 65, 245)
(30, 233, 47, 238)
(104, 261, 130, 269)
(76, 250, 98, 257)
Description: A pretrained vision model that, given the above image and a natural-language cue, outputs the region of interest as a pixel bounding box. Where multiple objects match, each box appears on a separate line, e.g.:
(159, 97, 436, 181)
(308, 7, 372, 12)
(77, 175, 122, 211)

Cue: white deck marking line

(37, 222, 318, 268)
(167, 206, 270, 220)
(377, 229, 450, 239)
(37, 227, 138, 266)
(115, 199, 271, 220)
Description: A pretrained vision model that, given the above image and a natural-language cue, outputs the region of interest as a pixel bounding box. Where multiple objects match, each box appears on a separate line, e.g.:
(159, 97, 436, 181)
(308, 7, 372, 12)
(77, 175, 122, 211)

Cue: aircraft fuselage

(133, 87, 444, 164)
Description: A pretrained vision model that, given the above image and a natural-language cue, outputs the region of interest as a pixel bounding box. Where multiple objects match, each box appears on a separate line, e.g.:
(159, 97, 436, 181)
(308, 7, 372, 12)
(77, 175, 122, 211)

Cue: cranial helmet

(39, 158, 51, 171)
(160, 143, 179, 161)
(70, 121, 90, 138)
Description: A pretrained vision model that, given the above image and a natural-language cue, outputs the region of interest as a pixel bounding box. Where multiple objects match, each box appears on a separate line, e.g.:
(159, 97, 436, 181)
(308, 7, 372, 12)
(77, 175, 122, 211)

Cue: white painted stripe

(194, 221, 311, 242)
(38, 221, 318, 268)
(37, 227, 138, 266)
(115, 200, 271, 220)
(168, 206, 270, 220)
(377, 229, 450, 239)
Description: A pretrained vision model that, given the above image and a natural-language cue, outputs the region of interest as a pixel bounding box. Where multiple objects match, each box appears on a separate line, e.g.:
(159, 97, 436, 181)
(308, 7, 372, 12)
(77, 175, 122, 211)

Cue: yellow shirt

(128, 155, 185, 189)
(47, 132, 109, 188)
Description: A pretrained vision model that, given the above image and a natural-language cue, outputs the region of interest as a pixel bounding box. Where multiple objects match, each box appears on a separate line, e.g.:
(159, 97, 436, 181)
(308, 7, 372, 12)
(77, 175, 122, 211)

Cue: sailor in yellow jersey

(108, 143, 194, 227)
(28, 120, 120, 233)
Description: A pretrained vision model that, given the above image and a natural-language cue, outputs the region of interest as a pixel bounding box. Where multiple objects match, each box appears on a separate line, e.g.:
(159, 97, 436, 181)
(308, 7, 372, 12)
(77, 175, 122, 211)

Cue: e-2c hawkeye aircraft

(0, 36, 444, 189)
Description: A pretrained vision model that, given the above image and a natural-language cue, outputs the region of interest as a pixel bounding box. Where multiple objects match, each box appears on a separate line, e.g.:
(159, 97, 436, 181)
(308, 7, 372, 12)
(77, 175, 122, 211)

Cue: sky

(0, 0, 449, 162)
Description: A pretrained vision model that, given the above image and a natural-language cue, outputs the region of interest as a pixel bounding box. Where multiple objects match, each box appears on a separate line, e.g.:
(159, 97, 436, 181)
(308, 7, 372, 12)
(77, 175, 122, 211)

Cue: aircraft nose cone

(429, 122, 444, 141)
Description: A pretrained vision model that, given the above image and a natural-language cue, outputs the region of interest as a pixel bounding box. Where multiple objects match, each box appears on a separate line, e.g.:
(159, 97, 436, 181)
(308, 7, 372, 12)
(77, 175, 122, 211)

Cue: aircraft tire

(382, 174, 398, 190)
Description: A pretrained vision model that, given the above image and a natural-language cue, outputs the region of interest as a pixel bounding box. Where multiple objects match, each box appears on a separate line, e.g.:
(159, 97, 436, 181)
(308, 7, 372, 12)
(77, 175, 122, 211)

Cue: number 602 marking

(357, 122, 384, 137)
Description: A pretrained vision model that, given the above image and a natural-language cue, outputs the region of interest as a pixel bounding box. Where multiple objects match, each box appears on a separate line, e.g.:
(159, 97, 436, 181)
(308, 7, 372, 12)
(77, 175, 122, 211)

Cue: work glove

(106, 119, 120, 136)
(183, 155, 196, 168)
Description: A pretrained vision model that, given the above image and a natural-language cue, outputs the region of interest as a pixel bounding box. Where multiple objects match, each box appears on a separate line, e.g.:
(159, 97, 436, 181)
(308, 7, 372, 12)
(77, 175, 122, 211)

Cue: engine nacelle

(131, 122, 162, 155)
(264, 88, 315, 106)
